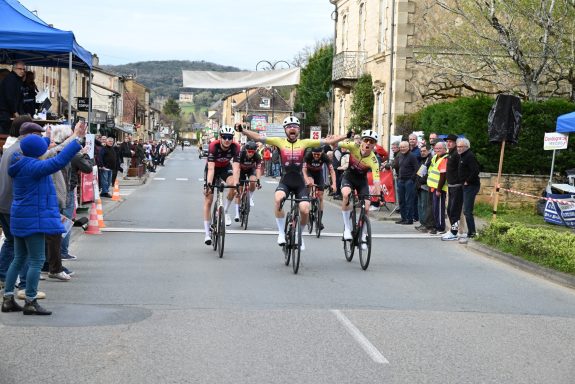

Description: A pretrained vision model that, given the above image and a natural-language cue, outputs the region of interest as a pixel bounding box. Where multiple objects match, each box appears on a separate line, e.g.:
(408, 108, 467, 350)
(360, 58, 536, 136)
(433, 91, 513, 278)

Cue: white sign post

(544, 132, 569, 185)
(310, 126, 321, 140)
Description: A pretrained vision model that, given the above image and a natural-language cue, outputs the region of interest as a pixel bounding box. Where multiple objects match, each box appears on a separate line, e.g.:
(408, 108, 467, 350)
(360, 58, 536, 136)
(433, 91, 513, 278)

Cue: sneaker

(62, 266, 75, 276)
(395, 220, 407, 224)
(437, 230, 447, 235)
(441, 232, 458, 241)
(277, 233, 286, 246)
(401, 221, 414, 225)
(1, 295, 23, 312)
(204, 235, 212, 246)
(459, 234, 469, 244)
(225, 214, 231, 226)
(250, 198, 255, 207)
(234, 214, 240, 223)
(61, 253, 77, 260)
(343, 229, 352, 240)
(429, 229, 438, 235)
(17, 290, 46, 300)
(48, 271, 71, 281)
(416, 226, 428, 233)
(39, 273, 46, 280)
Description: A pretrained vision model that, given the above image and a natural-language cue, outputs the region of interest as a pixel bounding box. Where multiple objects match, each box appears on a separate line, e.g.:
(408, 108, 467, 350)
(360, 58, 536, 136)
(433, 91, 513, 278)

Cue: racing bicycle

(209, 182, 237, 258)
(307, 184, 325, 238)
(342, 192, 381, 270)
(280, 192, 312, 274)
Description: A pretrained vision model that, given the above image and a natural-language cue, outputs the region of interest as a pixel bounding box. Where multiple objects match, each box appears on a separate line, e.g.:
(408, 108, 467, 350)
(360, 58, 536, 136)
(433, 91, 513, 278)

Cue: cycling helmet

(282, 116, 300, 128)
(361, 130, 379, 142)
(220, 126, 234, 135)
(245, 141, 257, 151)
(311, 147, 323, 153)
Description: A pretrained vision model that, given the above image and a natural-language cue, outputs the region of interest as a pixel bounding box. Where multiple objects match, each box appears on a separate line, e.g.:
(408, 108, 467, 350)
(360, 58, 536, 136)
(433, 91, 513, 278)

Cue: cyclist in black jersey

(233, 141, 262, 222)
(236, 118, 351, 249)
(302, 147, 336, 220)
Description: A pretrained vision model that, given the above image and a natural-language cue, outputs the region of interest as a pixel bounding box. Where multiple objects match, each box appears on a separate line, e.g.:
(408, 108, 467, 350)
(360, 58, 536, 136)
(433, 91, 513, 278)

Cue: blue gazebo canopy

(0, 0, 92, 69)
(556, 111, 575, 133)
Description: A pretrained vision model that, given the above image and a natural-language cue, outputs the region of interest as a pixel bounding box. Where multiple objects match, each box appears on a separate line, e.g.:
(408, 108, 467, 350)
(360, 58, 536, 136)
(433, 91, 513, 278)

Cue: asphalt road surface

(1, 146, 574, 384)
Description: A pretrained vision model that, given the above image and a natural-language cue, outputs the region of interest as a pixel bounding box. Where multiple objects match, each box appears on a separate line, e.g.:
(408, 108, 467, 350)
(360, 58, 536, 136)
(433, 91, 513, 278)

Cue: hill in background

(101, 60, 240, 100)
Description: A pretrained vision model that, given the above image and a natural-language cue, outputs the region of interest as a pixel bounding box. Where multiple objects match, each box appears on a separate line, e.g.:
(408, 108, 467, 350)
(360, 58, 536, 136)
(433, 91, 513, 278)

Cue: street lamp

(255, 60, 290, 124)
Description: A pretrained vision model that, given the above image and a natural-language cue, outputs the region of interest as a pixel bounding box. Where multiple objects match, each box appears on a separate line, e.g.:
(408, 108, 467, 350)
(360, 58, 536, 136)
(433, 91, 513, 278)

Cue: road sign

(310, 126, 321, 140)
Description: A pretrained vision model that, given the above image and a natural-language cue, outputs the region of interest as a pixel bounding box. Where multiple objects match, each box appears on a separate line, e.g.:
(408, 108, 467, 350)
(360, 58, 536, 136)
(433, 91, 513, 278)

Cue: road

(1, 146, 574, 384)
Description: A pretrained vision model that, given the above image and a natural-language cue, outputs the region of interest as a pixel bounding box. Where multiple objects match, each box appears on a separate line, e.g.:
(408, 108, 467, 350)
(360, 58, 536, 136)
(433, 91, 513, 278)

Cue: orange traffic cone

(85, 202, 101, 235)
(112, 179, 122, 201)
(96, 198, 106, 228)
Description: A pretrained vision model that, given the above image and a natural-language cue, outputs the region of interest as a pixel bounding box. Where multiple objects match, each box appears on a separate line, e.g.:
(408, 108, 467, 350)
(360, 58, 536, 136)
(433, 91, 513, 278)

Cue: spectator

(262, 145, 272, 176)
(119, 135, 134, 178)
(21, 71, 38, 117)
(457, 138, 481, 242)
(415, 145, 433, 232)
(442, 134, 463, 241)
(1, 123, 85, 315)
(99, 137, 117, 198)
(0, 62, 26, 134)
(427, 141, 448, 235)
(408, 133, 421, 158)
(271, 145, 281, 178)
(395, 141, 419, 225)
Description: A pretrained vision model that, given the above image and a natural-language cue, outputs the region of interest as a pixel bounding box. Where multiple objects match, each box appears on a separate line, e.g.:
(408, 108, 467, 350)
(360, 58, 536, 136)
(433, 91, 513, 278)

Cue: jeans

(100, 168, 112, 194)
(4, 233, 45, 300)
(0, 213, 27, 287)
(272, 163, 280, 177)
(60, 189, 75, 257)
(463, 184, 480, 235)
(397, 179, 416, 222)
(417, 188, 431, 227)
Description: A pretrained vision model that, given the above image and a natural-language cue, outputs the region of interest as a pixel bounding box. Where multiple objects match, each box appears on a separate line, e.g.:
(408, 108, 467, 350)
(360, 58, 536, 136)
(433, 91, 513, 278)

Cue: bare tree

(413, 0, 575, 101)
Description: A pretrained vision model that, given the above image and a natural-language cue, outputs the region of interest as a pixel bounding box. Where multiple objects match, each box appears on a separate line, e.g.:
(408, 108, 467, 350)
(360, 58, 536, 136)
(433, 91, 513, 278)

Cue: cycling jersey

(339, 142, 380, 182)
(238, 150, 262, 173)
(207, 140, 240, 168)
(263, 138, 321, 174)
(303, 151, 330, 173)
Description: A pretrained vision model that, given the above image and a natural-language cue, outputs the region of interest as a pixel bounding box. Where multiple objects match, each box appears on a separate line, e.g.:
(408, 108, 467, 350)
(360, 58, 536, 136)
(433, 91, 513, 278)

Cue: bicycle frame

(342, 192, 380, 270)
(280, 193, 312, 274)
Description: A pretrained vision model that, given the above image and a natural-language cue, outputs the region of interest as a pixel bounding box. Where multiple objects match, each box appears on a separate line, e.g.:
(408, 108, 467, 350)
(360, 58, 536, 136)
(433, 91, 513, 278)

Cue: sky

(19, 0, 336, 70)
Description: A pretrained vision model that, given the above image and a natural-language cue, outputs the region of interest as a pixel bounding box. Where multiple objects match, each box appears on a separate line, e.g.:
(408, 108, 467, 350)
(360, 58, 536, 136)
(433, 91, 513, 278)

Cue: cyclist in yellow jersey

(339, 130, 382, 244)
(236, 117, 350, 249)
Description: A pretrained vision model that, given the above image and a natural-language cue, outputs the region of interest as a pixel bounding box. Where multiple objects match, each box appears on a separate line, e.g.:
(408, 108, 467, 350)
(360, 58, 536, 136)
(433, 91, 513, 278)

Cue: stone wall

(478, 173, 548, 207)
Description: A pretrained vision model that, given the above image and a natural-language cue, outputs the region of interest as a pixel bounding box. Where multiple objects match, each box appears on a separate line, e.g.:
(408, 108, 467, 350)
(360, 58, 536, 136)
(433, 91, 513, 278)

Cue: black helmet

(245, 141, 257, 151)
(311, 147, 323, 153)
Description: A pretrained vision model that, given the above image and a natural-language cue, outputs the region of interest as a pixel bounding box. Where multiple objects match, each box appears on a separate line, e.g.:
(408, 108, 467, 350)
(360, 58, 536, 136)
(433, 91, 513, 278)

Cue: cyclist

(339, 130, 382, 249)
(234, 141, 262, 222)
(302, 146, 336, 230)
(236, 118, 350, 250)
(202, 126, 240, 245)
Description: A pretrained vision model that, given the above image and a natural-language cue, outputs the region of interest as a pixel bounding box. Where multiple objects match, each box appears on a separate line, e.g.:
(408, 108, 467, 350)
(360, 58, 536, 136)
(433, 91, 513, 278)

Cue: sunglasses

(362, 138, 376, 145)
(285, 124, 300, 130)
(221, 135, 234, 141)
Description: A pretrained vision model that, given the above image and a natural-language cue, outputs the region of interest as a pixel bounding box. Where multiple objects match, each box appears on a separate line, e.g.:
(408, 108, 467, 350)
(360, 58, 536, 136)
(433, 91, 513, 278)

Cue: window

(358, 3, 366, 51)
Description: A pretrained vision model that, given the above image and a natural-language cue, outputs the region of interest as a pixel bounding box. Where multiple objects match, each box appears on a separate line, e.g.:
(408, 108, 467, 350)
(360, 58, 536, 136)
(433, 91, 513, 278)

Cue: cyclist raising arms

(302, 147, 336, 229)
(236, 117, 350, 250)
(203, 126, 240, 245)
(233, 141, 262, 222)
(339, 130, 382, 243)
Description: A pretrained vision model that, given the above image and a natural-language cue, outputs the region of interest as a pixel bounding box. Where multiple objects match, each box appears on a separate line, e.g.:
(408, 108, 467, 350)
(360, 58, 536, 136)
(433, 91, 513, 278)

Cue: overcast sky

(19, 0, 336, 70)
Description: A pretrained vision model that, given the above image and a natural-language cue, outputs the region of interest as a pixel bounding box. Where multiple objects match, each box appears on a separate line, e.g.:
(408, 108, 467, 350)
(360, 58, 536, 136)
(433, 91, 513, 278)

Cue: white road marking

(100, 227, 433, 239)
(176, 178, 189, 181)
(153, 178, 166, 181)
(265, 180, 279, 184)
(331, 309, 389, 364)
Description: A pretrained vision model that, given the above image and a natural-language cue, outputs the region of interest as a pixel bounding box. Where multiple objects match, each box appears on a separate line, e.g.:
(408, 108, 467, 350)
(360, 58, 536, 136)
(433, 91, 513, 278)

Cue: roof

(0, 0, 92, 70)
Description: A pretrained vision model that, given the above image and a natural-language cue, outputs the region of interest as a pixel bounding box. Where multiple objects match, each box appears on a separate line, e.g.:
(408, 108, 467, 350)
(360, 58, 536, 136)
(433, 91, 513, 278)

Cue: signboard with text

(250, 115, 268, 131)
(544, 132, 568, 150)
(77, 97, 91, 112)
(310, 126, 321, 140)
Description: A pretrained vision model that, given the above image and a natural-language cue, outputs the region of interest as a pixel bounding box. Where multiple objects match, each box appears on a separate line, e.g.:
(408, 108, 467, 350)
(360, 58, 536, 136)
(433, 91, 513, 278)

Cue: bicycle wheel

(292, 215, 302, 274)
(343, 208, 356, 262)
(358, 214, 372, 270)
(241, 192, 250, 230)
(217, 206, 225, 258)
(307, 200, 315, 234)
(315, 208, 323, 238)
(283, 213, 292, 266)
(211, 201, 218, 251)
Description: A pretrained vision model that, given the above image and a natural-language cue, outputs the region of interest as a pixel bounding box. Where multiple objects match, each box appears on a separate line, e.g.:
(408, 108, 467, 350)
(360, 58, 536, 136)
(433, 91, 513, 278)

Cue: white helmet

(219, 126, 234, 135)
(282, 116, 300, 128)
(361, 130, 379, 142)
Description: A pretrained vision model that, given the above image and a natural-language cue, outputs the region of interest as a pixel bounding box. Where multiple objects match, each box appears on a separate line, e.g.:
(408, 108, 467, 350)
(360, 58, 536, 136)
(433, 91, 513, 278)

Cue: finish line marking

(331, 309, 389, 364)
(100, 227, 433, 239)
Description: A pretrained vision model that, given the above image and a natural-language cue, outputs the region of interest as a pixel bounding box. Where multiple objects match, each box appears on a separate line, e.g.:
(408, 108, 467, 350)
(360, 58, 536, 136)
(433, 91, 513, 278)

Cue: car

(199, 143, 209, 159)
(183, 140, 191, 146)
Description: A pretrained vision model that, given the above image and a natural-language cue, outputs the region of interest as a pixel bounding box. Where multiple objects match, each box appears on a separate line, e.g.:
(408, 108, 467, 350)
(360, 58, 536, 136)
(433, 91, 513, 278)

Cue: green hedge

(399, 97, 575, 175)
(479, 221, 575, 275)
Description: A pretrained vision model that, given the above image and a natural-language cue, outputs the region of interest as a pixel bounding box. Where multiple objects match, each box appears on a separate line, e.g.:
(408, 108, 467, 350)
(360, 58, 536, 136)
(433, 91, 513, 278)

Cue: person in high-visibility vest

(426, 141, 448, 235)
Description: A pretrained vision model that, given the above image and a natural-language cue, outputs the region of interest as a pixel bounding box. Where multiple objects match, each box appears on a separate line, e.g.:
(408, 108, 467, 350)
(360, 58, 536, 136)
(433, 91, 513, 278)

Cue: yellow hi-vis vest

(427, 154, 448, 192)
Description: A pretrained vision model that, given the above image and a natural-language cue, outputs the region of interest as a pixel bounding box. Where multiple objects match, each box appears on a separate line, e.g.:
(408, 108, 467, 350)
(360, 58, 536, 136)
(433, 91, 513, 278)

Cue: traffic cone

(96, 198, 106, 228)
(85, 202, 101, 235)
(112, 179, 122, 201)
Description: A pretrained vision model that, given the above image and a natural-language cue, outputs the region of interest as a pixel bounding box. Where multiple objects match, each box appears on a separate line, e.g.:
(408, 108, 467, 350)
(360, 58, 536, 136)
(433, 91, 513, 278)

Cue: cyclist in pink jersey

(236, 118, 350, 249)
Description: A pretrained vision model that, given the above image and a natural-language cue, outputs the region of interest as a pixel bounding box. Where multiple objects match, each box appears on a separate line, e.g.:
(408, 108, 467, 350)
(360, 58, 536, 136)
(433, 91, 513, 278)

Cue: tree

(293, 42, 334, 129)
(162, 97, 181, 117)
(349, 74, 374, 132)
(414, 0, 575, 101)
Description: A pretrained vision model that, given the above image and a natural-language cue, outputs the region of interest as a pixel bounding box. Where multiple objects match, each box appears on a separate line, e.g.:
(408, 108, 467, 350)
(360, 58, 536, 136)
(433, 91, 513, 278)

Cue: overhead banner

(182, 68, 301, 89)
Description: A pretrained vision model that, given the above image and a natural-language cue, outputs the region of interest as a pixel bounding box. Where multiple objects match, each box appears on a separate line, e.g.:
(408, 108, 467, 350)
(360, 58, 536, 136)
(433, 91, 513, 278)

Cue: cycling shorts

(277, 172, 309, 200)
(239, 169, 256, 181)
(341, 171, 369, 197)
(204, 163, 233, 185)
(307, 171, 325, 191)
